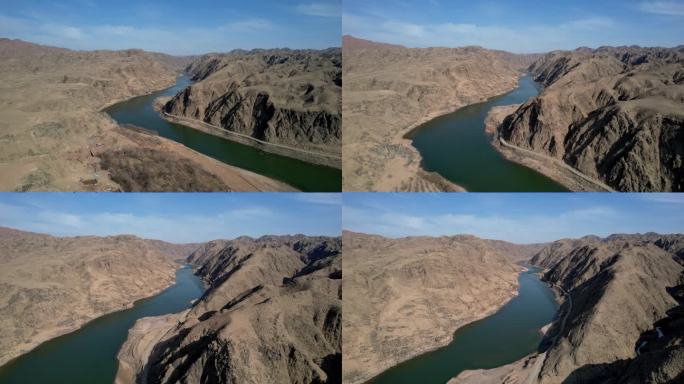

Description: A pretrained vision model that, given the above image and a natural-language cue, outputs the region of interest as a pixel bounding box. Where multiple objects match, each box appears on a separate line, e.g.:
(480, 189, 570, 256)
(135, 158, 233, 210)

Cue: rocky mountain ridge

(163, 48, 341, 165)
(497, 46, 684, 191)
(116, 234, 342, 384)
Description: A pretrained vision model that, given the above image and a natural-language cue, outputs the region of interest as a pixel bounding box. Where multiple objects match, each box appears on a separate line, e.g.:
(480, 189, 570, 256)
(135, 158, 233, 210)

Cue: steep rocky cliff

(342, 231, 541, 384)
(0, 226, 195, 366)
(116, 235, 342, 384)
(163, 49, 341, 161)
(498, 46, 684, 191)
(531, 234, 684, 383)
(342, 36, 538, 191)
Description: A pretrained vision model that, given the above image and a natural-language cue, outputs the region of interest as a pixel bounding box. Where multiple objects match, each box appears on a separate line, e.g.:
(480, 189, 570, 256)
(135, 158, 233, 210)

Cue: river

(0, 265, 204, 384)
(408, 75, 568, 192)
(367, 267, 558, 384)
(103, 75, 342, 192)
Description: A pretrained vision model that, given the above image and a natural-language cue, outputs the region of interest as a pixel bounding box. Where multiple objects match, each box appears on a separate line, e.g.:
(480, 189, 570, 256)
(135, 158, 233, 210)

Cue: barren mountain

(454, 233, 684, 384)
(0, 226, 196, 367)
(116, 235, 342, 384)
(342, 35, 539, 191)
(342, 231, 542, 384)
(163, 48, 341, 167)
(0, 38, 291, 192)
(493, 46, 684, 191)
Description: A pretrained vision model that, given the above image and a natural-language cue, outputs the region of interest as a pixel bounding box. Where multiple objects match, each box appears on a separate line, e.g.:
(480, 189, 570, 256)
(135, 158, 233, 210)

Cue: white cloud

(343, 204, 621, 243)
(639, 1, 684, 16)
(343, 12, 621, 52)
(222, 18, 274, 32)
(39, 23, 84, 40)
(0, 13, 333, 54)
(293, 193, 342, 206)
(296, 2, 341, 18)
(0, 201, 286, 243)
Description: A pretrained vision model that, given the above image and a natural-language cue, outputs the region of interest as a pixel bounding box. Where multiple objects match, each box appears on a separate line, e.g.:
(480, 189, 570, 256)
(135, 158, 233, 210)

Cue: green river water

(367, 267, 558, 384)
(0, 266, 204, 384)
(104, 75, 342, 192)
(408, 75, 568, 192)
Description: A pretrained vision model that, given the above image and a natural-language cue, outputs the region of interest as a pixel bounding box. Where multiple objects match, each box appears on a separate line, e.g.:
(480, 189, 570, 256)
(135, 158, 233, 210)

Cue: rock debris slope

(116, 235, 342, 384)
(0, 38, 291, 192)
(342, 35, 540, 191)
(163, 48, 341, 167)
(342, 231, 541, 384)
(0, 226, 195, 367)
(497, 46, 684, 191)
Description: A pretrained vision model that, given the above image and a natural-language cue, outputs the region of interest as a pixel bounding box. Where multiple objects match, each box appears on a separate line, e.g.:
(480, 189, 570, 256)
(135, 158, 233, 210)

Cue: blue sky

(343, 193, 684, 243)
(0, 193, 341, 243)
(0, 0, 341, 54)
(344, 0, 684, 52)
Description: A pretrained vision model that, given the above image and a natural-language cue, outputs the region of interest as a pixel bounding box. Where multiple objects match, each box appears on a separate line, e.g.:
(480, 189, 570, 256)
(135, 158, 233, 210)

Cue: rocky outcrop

(342, 231, 541, 384)
(498, 46, 684, 191)
(0, 226, 196, 367)
(529, 234, 684, 383)
(163, 49, 341, 164)
(116, 235, 342, 384)
(342, 35, 537, 192)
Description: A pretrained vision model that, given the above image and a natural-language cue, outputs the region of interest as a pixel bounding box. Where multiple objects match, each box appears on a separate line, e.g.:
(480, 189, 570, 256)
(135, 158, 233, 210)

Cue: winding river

(367, 267, 558, 384)
(104, 75, 341, 192)
(0, 266, 204, 384)
(408, 75, 568, 192)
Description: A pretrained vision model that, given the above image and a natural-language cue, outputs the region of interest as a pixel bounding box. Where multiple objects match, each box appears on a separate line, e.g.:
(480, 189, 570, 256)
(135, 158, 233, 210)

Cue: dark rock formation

(530, 233, 684, 383)
(164, 49, 341, 156)
(131, 235, 342, 384)
(499, 46, 684, 191)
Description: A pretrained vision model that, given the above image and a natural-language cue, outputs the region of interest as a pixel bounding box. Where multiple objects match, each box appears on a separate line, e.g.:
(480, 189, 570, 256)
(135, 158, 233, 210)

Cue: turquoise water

(104, 75, 342, 192)
(0, 266, 204, 384)
(367, 267, 558, 384)
(408, 76, 568, 191)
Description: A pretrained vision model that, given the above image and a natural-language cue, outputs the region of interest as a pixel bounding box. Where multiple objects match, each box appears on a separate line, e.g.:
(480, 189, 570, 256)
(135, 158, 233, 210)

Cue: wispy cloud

(343, 204, 625, 243)
(0, 11, 331, 54)
(343, 12, 622, 52)
(638, 1, 684, 15)
(296, 2, 341, 17)
(0, 201, 293, 243)
(293, 193, 342, 206)
(222, 18, 275, 32)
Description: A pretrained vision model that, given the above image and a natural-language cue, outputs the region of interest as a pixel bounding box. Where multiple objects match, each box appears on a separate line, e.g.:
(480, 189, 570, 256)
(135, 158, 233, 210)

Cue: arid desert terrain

(0, 38, 340, 191)
(344, 231, 684, 384)
(0, 226, 342, 384)
(343, 35, 684, 192)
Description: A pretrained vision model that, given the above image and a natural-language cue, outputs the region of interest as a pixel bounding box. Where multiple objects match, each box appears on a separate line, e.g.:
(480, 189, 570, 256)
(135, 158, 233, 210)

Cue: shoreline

(0, 262, 184, 369)
(485, 105, 615, 192)
(395, 74, 525, 193)
(354, 264, 526, 384)
(98, 76, 299, 192)
(97, 73, 181, 112)
(158, 110, 342, 170)
(450, 268, 569, 384)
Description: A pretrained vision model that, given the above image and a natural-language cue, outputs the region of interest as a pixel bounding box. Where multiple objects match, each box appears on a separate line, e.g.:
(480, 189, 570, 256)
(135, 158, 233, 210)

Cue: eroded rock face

(117, 235, 342, 384)
(342, 231, 542, 384)
(530, 234, 684, 384)
(499, 46, 684, 191)
(164, 49, 341, 157)
(0, 226, 196, 366)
